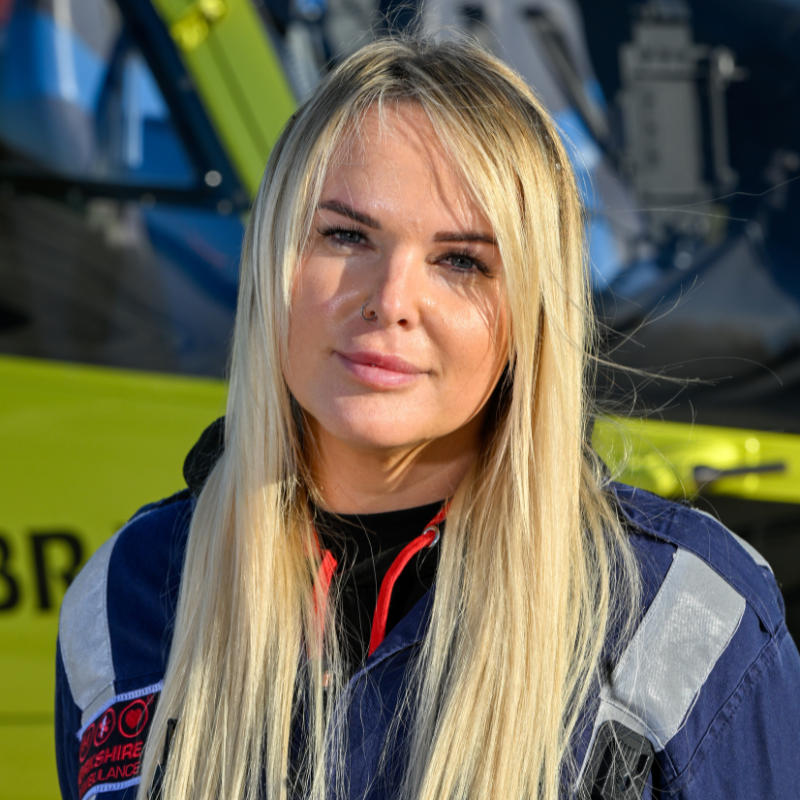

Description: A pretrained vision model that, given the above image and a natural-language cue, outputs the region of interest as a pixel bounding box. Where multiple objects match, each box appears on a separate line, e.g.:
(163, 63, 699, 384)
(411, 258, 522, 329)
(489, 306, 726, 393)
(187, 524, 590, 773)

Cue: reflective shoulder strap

(59, 530, 123, 726)
(577, 548, 746, 798)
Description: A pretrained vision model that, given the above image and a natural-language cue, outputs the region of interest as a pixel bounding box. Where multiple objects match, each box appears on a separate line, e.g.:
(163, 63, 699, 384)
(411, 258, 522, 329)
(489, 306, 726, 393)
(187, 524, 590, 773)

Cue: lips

(336, 350, 426, 388)
(338, 350, 421, 373)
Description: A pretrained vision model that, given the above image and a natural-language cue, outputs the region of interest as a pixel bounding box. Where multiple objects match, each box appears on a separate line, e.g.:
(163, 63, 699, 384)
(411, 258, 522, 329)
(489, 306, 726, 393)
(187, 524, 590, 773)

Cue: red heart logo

(125, 709, 142, 728)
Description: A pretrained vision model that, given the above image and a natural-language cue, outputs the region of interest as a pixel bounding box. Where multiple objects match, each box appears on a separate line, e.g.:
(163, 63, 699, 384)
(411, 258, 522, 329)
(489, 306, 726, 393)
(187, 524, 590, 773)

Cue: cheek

(291, 257, 360, 332)
(292, 264, 332, 318)
(287, 271, 335, 363)
(285, 268, 326, 391)
(446, 294, 506, 366)
(436, 303, 507, 399)
(284, 258, 357, 394)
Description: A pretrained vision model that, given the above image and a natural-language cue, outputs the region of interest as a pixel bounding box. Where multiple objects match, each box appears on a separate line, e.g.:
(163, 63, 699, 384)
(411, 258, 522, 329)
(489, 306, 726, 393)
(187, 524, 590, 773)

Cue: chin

(312, 398, 436, 452)
(328, 419, 429, 451)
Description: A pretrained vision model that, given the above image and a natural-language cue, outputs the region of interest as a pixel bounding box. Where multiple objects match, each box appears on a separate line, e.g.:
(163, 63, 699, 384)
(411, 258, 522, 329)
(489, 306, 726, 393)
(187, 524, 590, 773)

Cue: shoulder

(612, 482, 784, 635)
(57, 490, 194, 726)
(55, 491, 195, 800)
(589, 483, 800, 796)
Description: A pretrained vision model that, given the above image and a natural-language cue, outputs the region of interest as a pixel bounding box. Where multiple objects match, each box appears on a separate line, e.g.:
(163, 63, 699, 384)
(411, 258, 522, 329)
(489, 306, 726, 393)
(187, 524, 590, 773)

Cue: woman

(56, 38, 799, 800)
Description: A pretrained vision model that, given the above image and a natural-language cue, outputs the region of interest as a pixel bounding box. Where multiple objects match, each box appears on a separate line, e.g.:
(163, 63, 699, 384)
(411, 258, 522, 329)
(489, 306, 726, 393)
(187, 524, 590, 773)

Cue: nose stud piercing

(361, 302, 378, 322)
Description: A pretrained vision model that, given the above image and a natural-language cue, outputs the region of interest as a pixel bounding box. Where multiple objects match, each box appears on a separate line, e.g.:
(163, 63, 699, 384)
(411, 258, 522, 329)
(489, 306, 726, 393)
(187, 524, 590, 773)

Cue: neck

(306, 417, 482, 514)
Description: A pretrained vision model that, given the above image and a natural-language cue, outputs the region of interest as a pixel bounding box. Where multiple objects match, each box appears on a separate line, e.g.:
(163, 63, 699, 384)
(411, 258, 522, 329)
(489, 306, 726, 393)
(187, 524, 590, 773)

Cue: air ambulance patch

(77, 683, 162, 800)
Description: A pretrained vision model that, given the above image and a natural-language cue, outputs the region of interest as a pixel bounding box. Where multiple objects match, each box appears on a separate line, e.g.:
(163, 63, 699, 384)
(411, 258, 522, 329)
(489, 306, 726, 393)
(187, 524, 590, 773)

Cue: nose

(368, 245, 422, 328)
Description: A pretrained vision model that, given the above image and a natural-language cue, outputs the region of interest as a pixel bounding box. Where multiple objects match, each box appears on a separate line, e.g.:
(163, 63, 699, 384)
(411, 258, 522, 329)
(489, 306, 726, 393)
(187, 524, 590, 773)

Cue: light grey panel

(576, 548, 745, 786)
(603, 549, 745, 748)
(82, 683, 118, 727)
(59, 530, 122, 724)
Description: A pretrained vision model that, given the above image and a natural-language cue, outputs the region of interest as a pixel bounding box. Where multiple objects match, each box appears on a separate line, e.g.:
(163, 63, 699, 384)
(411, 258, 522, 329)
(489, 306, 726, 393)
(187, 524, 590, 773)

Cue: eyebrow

(434, 231, 497, 246)
(317, 200, 497, 246)
(318, 200, 381, 229)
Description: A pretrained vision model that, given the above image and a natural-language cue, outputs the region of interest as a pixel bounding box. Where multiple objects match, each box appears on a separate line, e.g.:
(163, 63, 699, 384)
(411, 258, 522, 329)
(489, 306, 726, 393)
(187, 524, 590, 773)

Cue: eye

(440, 249, 491, 276)
(317, 226, 368, 247)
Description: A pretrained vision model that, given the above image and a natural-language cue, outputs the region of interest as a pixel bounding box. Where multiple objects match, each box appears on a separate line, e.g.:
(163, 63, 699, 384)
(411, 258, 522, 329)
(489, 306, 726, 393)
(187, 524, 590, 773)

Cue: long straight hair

(136, 37, 638, 800)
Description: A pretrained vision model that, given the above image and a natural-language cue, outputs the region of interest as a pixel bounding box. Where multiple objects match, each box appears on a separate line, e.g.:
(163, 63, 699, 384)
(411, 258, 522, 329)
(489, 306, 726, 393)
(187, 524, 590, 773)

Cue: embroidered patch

(77, 686, 161, 800)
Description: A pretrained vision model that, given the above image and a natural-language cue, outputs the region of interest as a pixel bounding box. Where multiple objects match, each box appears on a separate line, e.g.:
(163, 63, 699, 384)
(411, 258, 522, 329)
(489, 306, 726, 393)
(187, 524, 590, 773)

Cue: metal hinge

(579, 721, 655, 800)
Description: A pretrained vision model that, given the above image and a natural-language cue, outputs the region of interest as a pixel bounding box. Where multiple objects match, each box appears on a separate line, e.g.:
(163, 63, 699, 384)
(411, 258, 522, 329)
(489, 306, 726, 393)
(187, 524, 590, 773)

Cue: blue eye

(442, 250, 491, 275)
(336, 230, 364, 244)
(448, 254, 476, 270)
(318, 226, 367, 246)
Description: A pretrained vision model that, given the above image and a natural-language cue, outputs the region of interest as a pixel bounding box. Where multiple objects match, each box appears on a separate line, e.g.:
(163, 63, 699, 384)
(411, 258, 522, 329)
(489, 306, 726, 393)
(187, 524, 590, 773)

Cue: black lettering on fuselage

(30, 532, 84, 610)
(0, 535, 21, 610)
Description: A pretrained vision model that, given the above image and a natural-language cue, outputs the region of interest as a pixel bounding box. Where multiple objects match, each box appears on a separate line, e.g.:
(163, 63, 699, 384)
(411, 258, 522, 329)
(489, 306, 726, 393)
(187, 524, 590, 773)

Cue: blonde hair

(137, 37, 638, 800)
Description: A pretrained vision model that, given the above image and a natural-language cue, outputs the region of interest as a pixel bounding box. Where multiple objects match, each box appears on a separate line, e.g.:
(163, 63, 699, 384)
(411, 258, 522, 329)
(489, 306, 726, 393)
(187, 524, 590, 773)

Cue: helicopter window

(0, 0, 239, 378)
(0, 0, 195, 187)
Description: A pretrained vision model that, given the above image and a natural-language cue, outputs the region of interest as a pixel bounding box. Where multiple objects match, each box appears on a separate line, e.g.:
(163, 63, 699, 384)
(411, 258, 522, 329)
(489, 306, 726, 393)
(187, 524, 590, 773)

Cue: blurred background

(1, 0, 798, 796)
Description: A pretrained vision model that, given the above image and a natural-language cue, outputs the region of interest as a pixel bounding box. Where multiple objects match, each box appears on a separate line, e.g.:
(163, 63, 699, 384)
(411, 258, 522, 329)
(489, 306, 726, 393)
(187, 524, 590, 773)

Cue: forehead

(322, 104, 489, 230)
(333, 103, 440, 161)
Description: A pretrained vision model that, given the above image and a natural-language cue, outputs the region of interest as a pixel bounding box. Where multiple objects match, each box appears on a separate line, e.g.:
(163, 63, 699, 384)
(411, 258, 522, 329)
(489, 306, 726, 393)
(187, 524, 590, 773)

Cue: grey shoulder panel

(59, 530, 122, 727)
(577, 547, 745, 785)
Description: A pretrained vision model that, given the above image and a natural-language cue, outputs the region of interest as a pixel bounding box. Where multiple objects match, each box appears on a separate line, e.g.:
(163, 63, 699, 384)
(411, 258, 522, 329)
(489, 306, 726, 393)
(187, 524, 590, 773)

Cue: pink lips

(336, 350, 425, 388)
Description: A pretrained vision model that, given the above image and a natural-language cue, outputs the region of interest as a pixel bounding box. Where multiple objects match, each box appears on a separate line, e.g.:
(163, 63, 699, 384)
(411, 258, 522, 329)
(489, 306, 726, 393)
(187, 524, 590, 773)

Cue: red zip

(368, 503, 448, 656)
(314, 503, 448, 659)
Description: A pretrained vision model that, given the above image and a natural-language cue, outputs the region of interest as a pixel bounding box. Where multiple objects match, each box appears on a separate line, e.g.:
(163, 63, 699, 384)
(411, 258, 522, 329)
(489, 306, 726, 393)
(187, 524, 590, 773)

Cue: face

(284, 104, 508, 459)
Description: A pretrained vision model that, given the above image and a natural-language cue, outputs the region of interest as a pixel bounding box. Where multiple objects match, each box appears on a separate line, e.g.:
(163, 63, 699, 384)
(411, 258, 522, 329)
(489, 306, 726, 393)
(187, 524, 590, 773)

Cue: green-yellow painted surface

(0, 355, 227, 800)
(0, 725, 56, 800)
(151, 0, 296, 196)
(594, 417, 800, 504)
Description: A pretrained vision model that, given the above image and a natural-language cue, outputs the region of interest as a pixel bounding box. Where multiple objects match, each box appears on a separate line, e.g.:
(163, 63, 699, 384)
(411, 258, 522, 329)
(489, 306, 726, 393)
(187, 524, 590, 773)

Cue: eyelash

(441, 248, 492, 276)
(317, 225, 368, 246)
(316, 226, 492, 276)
